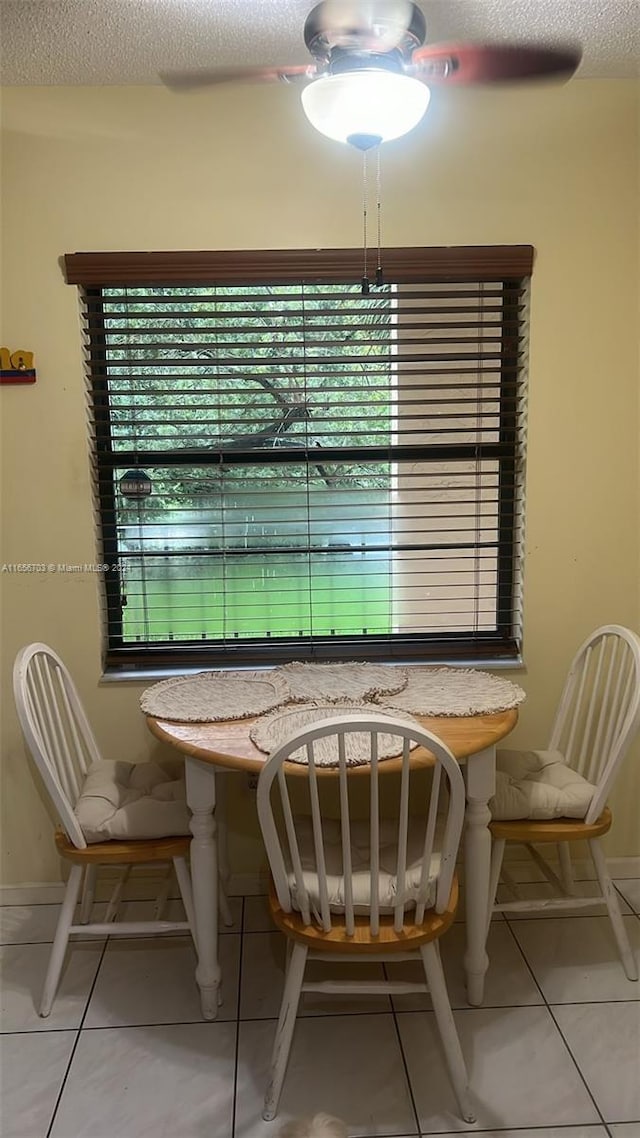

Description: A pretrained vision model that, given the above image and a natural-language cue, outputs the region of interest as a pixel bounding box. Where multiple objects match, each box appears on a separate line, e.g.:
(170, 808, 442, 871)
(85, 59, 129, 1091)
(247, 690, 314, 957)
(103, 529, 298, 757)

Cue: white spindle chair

(257, 712, 474, 1124)
(488, 624, 640, 979)
(13, 643, 198, 1016)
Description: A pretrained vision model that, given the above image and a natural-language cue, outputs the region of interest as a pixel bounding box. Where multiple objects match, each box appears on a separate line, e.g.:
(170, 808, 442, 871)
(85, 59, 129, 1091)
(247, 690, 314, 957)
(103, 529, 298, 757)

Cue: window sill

(100, 656, 524, 684)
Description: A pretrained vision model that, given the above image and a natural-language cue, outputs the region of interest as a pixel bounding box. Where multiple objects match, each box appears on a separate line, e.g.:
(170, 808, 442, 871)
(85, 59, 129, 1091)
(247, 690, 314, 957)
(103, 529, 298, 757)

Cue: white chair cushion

(74, 759, 190, 843)
(490, 748, 597, 821)
(288, 816, 439, 917)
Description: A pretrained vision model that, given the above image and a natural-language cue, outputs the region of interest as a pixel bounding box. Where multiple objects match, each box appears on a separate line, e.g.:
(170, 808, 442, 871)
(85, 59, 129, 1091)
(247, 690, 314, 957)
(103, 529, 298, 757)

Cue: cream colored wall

(1, 80, 638, 886)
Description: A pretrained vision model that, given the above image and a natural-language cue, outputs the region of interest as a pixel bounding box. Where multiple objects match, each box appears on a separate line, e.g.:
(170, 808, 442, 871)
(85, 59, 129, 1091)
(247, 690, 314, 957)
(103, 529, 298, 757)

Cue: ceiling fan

(161, 0, 582, 149)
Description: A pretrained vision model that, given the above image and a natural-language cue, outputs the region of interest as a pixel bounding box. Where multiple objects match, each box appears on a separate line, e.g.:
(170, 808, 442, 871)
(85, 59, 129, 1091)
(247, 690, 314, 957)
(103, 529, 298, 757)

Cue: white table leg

(185, 757, 220, 1020)
(463, 745, 496, 1007)
(215, 772, 235, 928)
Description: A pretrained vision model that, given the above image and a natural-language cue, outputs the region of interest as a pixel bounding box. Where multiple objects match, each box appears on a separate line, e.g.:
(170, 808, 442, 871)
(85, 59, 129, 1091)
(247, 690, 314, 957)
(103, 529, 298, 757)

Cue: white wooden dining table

(146, 699, 517, 1019)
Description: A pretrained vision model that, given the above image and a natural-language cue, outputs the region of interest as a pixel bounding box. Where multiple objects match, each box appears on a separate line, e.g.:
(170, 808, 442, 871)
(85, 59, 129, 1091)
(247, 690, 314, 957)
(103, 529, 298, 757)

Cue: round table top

(146, 707, 518, 777)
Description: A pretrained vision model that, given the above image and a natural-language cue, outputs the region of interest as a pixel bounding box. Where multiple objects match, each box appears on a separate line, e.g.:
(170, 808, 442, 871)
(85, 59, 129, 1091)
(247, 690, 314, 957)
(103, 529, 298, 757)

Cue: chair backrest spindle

(369, 731, 380, 937)
(561, 644, 591, 765)
(547, 626, 640, 823)
(274, 766, 311, 924)
(34, 657, 75, 801)
(307, 740, 331, 932)
(416, 761, 442, 923)
(257, 713, 466, 939)
(394, 737, 411, 933)
(13, 644, 104, 849)
(587, 638, 619, 783)
(337, 736, 355, 936)
(576, 639, 604, 774)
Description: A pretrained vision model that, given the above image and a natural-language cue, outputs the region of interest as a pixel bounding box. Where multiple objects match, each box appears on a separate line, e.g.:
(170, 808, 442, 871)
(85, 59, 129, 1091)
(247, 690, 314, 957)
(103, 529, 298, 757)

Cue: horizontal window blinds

(69, 247, 531, 668)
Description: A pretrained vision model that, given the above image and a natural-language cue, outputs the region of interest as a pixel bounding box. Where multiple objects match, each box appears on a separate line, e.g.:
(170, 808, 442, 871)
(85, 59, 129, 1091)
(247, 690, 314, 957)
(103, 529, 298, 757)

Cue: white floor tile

(92, 893, 243, 933)
(3, 896, 638, 1137)
(453, 870, 502, 924)
(397, 1004, 600, 1132)
(94, 873, 182, 903)
(0, 1030, 76, 1138)
(0, 901, 128, 945)
(0, 904, 63, 945)
(235, 1013, 418, 1136)
(511, 915, 640, 1003)
(614, 880, 640, 914)
(499, 860, 550, 884)
(387, 923, 543, 1012)
(84, 933, 240, 1027)
(240, 931, 392, 1020)
(498, 878, 633, 919)
(420, 1130, 608, 1138)
(243, 893, 273, 933)
(0, 942, 103, 1032)
(608, 864, 640, 881)
(0, 896, 244, 945)
(499, 859, 601, 885)
(220, 894, 244, 932)
(552, 1002, 640, 1122)
(239, 931, 285, 1019)
(87, 896, 189, 933)
(49, 1022, 236, 1138)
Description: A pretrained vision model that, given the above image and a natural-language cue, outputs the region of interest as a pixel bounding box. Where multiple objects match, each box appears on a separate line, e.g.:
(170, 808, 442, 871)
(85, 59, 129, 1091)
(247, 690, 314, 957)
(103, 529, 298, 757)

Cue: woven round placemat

(274, 661, 408, 703)
(249, 701, 419, 767)
(376, 667, 526, 717)
(140, 670, 291, 723)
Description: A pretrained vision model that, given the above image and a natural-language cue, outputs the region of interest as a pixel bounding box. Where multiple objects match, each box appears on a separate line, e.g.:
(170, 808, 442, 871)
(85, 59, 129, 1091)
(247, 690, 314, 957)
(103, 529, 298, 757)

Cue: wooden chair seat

(489, 807, 612, 843)
(268, 875, 458, 954)
(55, 829, 191, 865)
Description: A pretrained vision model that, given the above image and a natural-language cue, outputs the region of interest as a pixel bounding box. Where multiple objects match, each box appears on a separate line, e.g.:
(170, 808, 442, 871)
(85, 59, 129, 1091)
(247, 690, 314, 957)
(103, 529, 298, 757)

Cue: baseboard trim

(0, 883, 67, 905)
(503, 854, 640, 880)
(0, 871, 269, 905)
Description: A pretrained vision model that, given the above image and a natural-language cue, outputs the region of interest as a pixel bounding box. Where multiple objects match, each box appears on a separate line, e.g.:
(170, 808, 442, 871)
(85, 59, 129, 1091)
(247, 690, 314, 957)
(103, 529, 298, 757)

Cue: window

(65, 246, 532, 669)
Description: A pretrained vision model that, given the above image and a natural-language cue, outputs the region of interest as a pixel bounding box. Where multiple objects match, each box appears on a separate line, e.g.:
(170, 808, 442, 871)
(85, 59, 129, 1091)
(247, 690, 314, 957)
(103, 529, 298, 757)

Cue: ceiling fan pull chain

(361, 148, 370, 295)
(375, 144, 384, 287)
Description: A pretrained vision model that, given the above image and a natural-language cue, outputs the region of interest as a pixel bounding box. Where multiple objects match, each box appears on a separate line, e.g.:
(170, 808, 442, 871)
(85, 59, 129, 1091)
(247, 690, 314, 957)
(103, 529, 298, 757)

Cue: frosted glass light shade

(301, 70, 430, 147)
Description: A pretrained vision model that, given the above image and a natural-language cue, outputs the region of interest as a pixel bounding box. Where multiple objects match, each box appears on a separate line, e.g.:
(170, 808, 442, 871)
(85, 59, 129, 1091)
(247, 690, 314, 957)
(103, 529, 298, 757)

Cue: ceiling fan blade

(411, 42, 582, 85)
(161, 64, 316, 92)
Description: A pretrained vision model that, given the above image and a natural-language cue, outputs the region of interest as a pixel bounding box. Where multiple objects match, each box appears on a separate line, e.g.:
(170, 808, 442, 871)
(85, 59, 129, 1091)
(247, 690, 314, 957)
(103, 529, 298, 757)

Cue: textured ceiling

(0, 0, 638, 85)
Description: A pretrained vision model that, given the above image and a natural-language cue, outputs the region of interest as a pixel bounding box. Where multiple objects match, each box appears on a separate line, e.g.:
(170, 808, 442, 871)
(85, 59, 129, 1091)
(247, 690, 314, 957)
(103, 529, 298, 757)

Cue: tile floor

(1, 875, 639, 1138)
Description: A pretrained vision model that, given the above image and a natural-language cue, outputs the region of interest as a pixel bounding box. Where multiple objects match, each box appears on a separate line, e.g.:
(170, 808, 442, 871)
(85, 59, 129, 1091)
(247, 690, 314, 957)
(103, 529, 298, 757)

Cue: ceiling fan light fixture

(301, 69, 430, 147)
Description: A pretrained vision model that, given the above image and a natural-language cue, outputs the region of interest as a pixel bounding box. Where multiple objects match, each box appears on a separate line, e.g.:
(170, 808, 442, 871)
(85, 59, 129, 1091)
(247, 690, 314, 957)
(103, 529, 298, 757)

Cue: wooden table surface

(146, 707, 518, 776)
